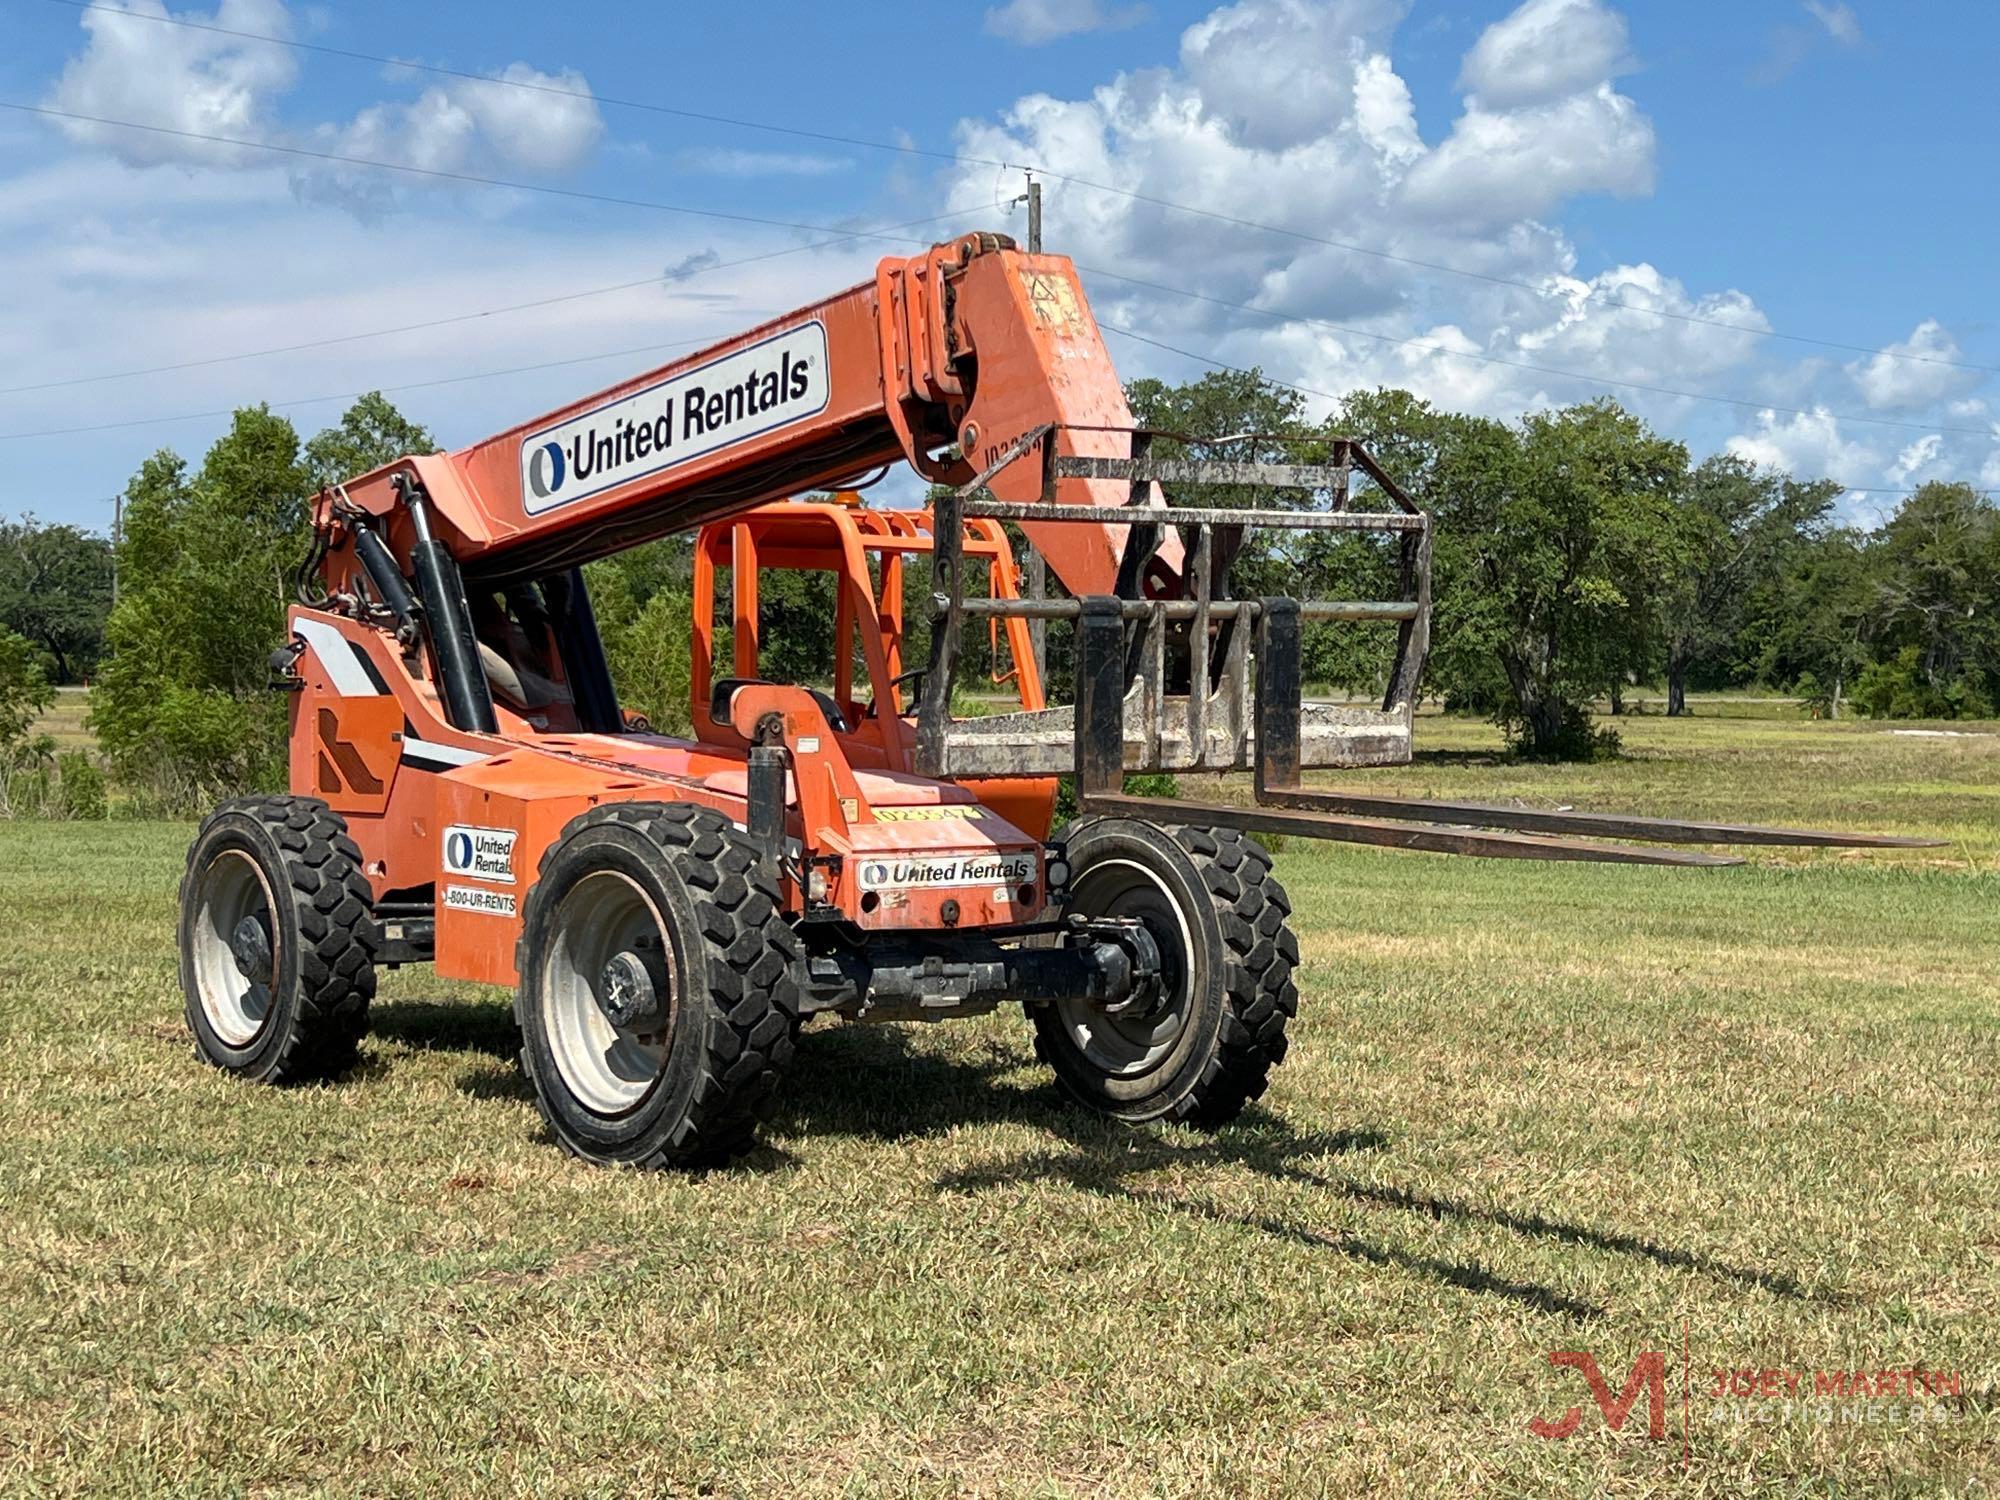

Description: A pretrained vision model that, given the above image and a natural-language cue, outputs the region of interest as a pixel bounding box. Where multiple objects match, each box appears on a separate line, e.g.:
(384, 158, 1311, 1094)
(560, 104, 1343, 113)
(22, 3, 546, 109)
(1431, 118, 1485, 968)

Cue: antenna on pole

(1007, 169, 1043, 254)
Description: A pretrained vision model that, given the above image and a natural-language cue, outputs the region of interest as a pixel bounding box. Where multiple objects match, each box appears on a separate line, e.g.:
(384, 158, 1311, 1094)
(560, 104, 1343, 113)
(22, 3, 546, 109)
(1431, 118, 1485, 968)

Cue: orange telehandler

(176, 232, 1926, 1167)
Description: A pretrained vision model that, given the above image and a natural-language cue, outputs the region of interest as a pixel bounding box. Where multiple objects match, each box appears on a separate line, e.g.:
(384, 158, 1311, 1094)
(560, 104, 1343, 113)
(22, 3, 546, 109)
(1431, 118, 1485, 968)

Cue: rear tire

(178, 796, 376, 1082)
(514, 802, 800, 1169)
(1032, 818, 1298, 1127)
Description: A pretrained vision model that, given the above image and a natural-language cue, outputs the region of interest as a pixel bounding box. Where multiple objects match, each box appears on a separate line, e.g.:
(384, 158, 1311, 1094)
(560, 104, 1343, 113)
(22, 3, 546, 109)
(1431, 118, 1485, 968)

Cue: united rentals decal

(519, 321, 830, 514)
(857, 852, 1035, 891)
(442, 825, 517, 884)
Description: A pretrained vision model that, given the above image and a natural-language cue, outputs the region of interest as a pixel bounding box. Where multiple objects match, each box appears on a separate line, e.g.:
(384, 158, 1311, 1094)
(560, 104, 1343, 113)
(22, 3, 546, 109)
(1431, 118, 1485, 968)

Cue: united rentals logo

(858, 852, 1035, 891)
(520, 321, 829, 513)
(442, 825, 517, 884)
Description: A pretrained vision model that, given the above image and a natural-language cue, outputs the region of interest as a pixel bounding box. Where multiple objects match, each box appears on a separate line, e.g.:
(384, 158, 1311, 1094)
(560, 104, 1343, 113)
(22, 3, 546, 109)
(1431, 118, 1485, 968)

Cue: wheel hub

(596, 948, 664, 1031)
(1053, 855, 1197, 1077)
(228, 914, 273, 981)
(1100, 921, 1167, 1019)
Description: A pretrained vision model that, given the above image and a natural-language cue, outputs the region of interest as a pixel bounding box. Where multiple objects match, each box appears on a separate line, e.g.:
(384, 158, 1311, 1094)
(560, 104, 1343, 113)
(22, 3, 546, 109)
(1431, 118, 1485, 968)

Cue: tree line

(1128, 372, 2000, 754)
(2, 377, 1997, 813)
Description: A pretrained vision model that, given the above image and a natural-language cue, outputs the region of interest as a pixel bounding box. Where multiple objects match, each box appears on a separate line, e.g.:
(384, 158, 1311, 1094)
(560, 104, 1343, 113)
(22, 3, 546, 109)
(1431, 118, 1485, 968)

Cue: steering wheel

(890, 666, 928, 711)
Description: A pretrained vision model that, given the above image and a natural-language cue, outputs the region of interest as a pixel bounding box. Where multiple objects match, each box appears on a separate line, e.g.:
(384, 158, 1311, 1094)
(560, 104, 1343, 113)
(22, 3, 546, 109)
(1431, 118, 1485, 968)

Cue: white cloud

(1979, 439, 2000, 490)
(1179, 0, 1409, 150)
(47, 0, 299, 168)
(1399, 82, 1654, 227)
(1804, 1, 1862, 47)
(0, 156, 889, 507)
(1457, 0, 1635, 109)
(676, 148, 853, 177)
(1351, 53, 1422, 166)
(1887, 433, 1943, 488)
(984, 0, 1149, 45)
(44, 1, 602, 212)
(1847, 320, 1978, 411)
(1515, 263, 1768, 383)
(947, 0, 1689, 424)
(1725, 407, 1875, 485)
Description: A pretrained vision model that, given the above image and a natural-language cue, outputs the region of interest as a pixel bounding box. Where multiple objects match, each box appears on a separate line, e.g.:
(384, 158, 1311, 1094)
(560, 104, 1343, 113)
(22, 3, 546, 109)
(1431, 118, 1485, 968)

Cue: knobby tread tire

(514, 801, 800, 1169)
(1165, 823, 1300, 1126)
(1033, 818, 1299, 1128)
(180, 794, 375, 1082)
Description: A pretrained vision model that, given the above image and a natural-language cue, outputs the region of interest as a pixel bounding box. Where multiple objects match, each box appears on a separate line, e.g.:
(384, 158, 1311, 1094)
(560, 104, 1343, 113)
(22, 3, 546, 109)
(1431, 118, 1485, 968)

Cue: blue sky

(2, 0, 1995, 532)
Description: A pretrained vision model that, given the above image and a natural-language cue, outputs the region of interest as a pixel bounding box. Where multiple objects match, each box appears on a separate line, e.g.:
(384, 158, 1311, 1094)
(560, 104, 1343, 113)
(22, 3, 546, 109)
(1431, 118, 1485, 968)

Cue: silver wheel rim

(540, 869, 676, 1117)
(1054, 856, 1195, 1076)
(190, 849, 279, 1048)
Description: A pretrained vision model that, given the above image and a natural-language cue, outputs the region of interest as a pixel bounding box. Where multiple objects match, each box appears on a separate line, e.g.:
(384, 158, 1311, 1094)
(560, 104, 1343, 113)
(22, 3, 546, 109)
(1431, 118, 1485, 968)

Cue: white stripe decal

(294, 617, 381, 698)
(404, 740, 487, 768)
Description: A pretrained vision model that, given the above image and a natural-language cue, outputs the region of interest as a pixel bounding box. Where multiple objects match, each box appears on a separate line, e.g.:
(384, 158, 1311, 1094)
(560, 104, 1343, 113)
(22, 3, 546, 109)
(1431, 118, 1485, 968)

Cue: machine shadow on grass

(784, 1025, 1837, 1321)
(369, 999, 1831, 1318)
(367, 993, 524, 1101)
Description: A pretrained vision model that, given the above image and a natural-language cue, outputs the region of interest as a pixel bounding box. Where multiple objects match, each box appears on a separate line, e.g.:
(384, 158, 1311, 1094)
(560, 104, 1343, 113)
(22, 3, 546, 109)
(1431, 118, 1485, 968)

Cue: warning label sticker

(873, 805, 988, 823)
(444, 884, 517, 918)
(857, 852, 1035, 891)
(443, 825, 517, 884)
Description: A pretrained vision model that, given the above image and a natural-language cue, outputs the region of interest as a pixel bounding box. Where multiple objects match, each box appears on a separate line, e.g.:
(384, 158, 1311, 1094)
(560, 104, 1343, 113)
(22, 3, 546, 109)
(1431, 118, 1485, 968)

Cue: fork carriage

(916, 423, 1927, 867)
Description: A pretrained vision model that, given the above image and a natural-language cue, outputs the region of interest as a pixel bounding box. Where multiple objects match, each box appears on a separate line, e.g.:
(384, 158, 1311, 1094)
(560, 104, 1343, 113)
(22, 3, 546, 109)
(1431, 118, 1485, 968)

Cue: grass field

(27, 687, 94, 755)
(2, 709, 1996, 1495)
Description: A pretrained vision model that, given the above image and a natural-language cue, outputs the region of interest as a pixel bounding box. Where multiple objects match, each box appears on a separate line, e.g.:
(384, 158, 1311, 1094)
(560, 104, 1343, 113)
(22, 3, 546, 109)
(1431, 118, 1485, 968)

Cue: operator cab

(452, 493, 1060, 840)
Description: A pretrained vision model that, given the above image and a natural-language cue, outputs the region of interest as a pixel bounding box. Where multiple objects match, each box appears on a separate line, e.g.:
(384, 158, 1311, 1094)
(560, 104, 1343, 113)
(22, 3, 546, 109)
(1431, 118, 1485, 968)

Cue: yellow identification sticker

(1019, 267, 1087, 331)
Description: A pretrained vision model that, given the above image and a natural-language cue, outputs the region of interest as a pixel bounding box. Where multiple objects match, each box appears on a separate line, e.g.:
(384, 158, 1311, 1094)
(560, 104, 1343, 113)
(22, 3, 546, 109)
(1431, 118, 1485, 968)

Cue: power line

(2, 249, 1988, 455)
(0, 100, 969, 246)
(1087, 271, 1997, 438)
(36, 0, 984, 169)
(0, 331, 760, 441)
(31, 0, 1998, 377)
(0, 203, 975, 397)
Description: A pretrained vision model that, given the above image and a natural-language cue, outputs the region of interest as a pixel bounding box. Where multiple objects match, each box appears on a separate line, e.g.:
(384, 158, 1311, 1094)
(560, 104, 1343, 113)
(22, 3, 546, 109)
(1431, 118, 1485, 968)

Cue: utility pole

(110, 492, 121, 605)
(1012, 171, 1049, 681)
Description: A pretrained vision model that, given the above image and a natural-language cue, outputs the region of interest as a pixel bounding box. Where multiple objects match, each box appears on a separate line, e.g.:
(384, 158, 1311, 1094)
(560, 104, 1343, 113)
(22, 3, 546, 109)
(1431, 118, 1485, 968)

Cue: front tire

(178, 796, 376, 1082)
(1032, 819, 1298, 1127)
(515, 802, 800, 1169)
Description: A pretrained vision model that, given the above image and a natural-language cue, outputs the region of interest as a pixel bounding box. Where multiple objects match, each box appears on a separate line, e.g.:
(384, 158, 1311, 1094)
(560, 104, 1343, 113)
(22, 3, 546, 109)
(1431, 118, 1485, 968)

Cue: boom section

(321, 234, 1178, 594)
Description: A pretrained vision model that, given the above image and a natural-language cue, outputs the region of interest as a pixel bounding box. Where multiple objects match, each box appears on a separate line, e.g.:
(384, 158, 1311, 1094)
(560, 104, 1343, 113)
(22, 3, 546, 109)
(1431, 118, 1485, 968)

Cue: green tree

(1866, 482, 2000, 710)
(1341, 391, 1686, 756)
(89, 396, 431, 805)
(1661, 457, 1837, 714)
(302, 391, 438, 491)
(587, 536, 699, 729)
(602, 588, 696, 735)
(0, 517, 114, 683)
(0, 627, 56, 814)
(1738, 527, 1877, 717)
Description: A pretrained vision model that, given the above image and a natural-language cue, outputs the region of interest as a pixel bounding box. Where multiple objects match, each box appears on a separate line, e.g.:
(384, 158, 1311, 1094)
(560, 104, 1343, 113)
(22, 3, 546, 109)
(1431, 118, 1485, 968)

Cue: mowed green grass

(2, 712, 1997, 1496)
